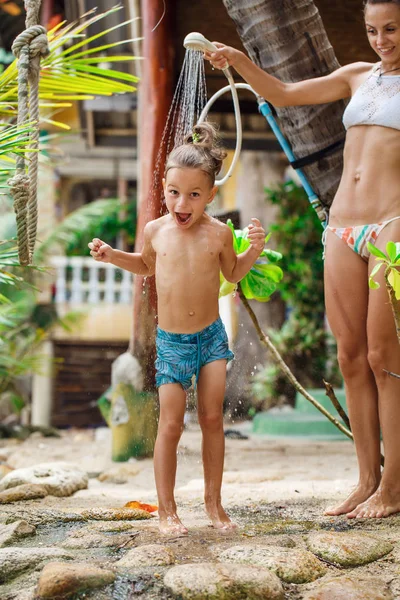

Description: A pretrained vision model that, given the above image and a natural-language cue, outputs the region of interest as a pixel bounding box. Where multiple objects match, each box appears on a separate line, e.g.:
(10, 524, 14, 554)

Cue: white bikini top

(342, 64, 400, 131)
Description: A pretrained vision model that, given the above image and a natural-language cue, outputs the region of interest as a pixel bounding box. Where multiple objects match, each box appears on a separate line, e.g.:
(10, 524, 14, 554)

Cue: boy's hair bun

(165, 122, 227, 184)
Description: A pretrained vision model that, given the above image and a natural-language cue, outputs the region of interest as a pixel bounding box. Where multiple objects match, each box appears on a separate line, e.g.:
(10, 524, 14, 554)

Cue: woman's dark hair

(165, 122, 227, 185)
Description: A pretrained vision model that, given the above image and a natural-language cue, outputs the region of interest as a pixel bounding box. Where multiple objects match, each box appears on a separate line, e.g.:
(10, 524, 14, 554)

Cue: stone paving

(0, 426, 399, 599)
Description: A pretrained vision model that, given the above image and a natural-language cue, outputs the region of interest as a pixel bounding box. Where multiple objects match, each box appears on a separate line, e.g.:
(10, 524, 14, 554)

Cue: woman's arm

(206, 45, 367, 107)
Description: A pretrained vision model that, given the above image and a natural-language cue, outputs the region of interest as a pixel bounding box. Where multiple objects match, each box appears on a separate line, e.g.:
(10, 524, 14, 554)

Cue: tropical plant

(219, 219, 283, 300)
(266, 181, 325, 320)
(63, 199, 137, 257)
(251, 316, 337, 410)
(0, 6, 139, 120)
(0, 291, 82, 414)
(249, 181, 340, 406)
(0, 192, 138, 418)
(368, 241, 400, 346)
(0, 241, 41, 305)
(0, 5, 140, 253)
(34, 198, 126, 262)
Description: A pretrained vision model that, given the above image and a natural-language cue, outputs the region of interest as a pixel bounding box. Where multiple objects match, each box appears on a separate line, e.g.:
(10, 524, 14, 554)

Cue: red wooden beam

(132, 0, 174, 389)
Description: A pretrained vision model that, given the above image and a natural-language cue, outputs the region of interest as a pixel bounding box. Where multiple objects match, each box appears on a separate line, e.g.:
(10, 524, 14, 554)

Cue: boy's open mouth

(176, 212, 192, 225)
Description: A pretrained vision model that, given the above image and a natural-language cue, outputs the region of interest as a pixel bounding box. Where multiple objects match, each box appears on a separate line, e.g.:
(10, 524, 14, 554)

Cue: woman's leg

(197, 359, 236, 529)
(324, 231, 381, 516)
(154, 383, 188, 534)
(348, 221, 400, 518)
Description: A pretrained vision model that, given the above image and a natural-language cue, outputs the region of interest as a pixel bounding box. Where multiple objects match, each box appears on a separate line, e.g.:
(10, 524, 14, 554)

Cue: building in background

(26, 0, 374, 427)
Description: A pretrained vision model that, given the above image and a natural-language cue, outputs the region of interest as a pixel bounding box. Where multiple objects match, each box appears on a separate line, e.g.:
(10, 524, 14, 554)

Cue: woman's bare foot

(159, 513, 188, 536)
(206, 503, 237, 530)
(324, 481, 379, 516)
(347, 485, 400, 519)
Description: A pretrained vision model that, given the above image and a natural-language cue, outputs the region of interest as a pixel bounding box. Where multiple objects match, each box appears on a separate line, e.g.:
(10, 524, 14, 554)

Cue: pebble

(0, 483, 48, 504)
(0, 520, 36, 547)
(304, 574, 394, 599)
(36, 561, 115, 598)
(216, 544, 326, 583)
(306, 531, 393, 567)
(0, 547, 73, 583)
(164, 562, 284, 599)
(115, 543, 175, 569)
(0, 462, 88, 497)
(80, 507, 152, 520)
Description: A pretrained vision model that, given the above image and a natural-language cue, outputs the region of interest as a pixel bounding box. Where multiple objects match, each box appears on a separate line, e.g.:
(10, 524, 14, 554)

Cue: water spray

(183, 33, 242, 187)
(183, 32, 327, 226)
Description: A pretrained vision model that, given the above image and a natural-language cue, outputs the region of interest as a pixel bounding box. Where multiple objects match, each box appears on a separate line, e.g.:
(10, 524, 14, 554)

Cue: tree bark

(132, 0, 174, 390)
(223, 0, 346, 209)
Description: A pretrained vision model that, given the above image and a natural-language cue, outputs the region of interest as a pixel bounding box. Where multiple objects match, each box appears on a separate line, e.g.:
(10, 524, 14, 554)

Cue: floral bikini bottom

(323, 216, 400, 262)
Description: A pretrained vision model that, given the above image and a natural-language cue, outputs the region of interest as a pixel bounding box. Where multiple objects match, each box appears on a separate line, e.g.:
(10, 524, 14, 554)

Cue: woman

(206, 0, 400, 519)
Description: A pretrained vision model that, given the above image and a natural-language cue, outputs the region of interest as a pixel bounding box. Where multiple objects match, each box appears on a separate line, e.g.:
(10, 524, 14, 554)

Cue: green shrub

(251, 181, 340, 408)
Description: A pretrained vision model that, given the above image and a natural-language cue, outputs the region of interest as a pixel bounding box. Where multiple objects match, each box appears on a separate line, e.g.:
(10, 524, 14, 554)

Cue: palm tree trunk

(131, 0, 173, 390)
(223, 0, 346, 209)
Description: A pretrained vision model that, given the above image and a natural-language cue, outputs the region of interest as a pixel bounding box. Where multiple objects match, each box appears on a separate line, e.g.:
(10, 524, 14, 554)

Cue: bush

(250, 181, 340, 408)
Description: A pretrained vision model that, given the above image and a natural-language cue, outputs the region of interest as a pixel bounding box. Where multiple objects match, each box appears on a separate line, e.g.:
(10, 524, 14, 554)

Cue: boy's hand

(88, 238, 114, 263)
(247, 218, 265, 254)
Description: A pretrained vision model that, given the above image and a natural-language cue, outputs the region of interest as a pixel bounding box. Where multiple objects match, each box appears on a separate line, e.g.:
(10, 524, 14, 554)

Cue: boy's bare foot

(324, 482, 379, 516)
(206, 503, 237, 530)
(159, 513, 188, 536)
(347, 485, 400, 519)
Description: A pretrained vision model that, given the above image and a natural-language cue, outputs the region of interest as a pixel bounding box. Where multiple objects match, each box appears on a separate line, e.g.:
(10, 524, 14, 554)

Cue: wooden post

(131, 0, 174, 390)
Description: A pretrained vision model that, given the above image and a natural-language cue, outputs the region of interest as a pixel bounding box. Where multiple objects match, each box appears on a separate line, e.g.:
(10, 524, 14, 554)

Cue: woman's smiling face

(365, 2, 400, 64)
(163, 167, 217, 230)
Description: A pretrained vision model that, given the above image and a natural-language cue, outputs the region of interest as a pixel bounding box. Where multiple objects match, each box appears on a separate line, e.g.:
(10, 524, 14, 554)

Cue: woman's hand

(247, 218, 266, 254)
(88, 238, 114, 263)
(204, 42, 244, 70)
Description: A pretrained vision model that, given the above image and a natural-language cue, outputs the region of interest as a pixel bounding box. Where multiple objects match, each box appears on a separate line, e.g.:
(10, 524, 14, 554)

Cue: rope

(8, 1, 49, 266)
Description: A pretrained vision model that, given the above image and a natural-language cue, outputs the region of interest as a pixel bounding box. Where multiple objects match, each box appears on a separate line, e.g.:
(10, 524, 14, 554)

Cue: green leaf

(370, 263, 383, 279)
(388, 268, 400, 300)
(0, 8, 140, 117)
(368, 277, 380, 290)
(68, 63, 139, 83)
(386, 241, 397, 263)
(220, 221, 283, 302)
(9, 394, 25, 413)
(219, 274, 236, 298)
(367, 242, 387, 260)
(394, 242, 400, 263)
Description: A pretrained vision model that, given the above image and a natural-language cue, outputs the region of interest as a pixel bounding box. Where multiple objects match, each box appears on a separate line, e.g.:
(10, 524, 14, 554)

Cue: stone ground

(0, 423, 399, 599)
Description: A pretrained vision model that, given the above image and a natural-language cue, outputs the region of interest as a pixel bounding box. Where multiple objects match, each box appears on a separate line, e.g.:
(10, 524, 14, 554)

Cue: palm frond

(0, 7, 141, 117)
(0, 240, 46, 295)
(34, 198, 120, 262)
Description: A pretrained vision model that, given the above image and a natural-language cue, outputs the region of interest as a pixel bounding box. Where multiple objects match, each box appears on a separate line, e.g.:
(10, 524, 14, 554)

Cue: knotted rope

(8, 0, 49, 266)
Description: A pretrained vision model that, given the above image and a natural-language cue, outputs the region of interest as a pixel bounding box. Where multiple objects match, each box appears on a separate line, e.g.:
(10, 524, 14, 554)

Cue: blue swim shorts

(155, 317, 234, 390)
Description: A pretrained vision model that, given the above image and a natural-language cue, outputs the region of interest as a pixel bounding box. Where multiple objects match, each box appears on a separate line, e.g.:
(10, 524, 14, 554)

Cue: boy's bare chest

(154, 232, 223, 270)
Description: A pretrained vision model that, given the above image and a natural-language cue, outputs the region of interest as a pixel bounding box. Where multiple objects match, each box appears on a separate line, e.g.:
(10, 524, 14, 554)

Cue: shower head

(182, 31, 238, 187)
(183, 32, 218, 54)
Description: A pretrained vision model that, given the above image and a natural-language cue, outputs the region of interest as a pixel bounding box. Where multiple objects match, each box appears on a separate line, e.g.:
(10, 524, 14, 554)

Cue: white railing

(50, 256, 133, 305)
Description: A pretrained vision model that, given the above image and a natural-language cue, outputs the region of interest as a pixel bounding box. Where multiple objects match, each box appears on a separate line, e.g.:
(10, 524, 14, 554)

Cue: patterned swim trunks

(155, 317, 234, 390)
